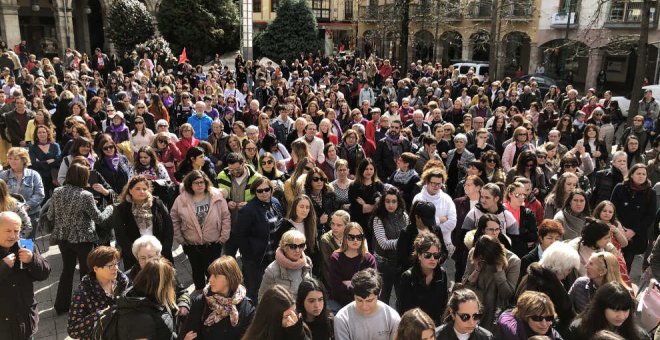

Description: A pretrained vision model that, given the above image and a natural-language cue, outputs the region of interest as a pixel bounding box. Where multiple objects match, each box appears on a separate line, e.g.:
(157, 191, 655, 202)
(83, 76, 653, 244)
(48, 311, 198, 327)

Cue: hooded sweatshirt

(461, 202, 519, 235)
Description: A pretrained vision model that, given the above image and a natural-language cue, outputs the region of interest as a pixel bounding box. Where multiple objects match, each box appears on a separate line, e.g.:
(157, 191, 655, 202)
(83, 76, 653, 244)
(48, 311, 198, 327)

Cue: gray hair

(539, 241, 580, 275)
(611, 151, 626, 162)
(131, 235, 163, 258)
(246, 125, 259, 134)
(454, 133, 468, 143)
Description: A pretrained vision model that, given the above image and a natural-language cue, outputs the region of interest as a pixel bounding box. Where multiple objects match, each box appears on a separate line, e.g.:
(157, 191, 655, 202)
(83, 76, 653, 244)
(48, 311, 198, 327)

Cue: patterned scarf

(203, 285, 246, 327)
(130, 195, 153, 233)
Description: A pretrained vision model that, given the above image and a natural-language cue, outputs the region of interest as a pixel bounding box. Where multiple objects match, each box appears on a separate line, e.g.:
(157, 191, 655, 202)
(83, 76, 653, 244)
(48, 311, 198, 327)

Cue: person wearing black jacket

(114, 176, 174, 269)
(373, 120, 412, 180)
(397, 233, 448, 324)
(180, 256, 255, 340)
(0, 211, 51, 340)
(116, 258, 177, 340)
(591, 151, 626, 207)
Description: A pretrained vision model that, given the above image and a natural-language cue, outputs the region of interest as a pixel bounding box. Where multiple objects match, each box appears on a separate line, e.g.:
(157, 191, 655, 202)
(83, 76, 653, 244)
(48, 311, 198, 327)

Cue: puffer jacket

(258, 254, 313, 301)
(170, 188, 231, 245)
(115, 288, 176, 340)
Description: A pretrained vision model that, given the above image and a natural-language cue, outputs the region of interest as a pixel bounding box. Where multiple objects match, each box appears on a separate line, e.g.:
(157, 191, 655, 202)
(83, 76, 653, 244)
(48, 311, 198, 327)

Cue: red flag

(178, 48, 187, 64)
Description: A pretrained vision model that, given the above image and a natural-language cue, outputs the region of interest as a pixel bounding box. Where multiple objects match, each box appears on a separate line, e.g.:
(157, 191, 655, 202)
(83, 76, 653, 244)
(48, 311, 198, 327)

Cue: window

(312, 0, 331, 20)
(271, 0, 279, 12)
(608, 0, 657, 23)
(253, 0, 262, 12)
(345, 0, 353, 19)
(558, 0, 578, 13)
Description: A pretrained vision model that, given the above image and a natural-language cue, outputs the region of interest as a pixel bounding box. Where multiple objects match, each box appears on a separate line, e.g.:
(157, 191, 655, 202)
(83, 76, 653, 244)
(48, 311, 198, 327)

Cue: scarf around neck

(104, 153, 120, 171)
(393, 168, 418, 184)
(275, 246, 307, 270)
(203, 284, 246, 327)
(129, 195, 153, 233)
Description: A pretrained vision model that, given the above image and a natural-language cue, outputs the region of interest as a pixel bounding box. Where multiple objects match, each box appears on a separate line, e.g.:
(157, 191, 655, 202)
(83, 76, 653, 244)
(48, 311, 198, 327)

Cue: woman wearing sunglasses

(435, 288, 494, 339)
(328, 222, 377, 312)
(397, 233, 448, 324)
(503, 182, 539, 257)
(497, 291, 563, 340)
(258, 229, 313, 302)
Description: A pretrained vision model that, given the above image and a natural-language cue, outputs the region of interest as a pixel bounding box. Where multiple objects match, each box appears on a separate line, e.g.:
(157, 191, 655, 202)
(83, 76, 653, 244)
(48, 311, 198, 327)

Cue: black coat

(93, 155, 131, 194)
(397, 263, 448, 324)
(233, 197, 285, 264)
(0, 244, 50, 340)
(509, 206, 538, 258)
(373, 137, 411, 179)
(591, 167, 624, 206)
(435, 323, 495, 340)
(611, 182, 657, 254)
(116, 289, 176, 340)
(179, 292, 255, 340)
(114, 198, 174, 269)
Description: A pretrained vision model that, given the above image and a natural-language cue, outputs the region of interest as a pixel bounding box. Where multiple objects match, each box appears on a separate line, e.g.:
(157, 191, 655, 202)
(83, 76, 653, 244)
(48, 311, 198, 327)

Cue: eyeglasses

(511, 192, 525, 198)
(529, 315, 554, 322)
(245, 147, 257, 151)
(103, 145, 116, 151)
(428, 181, 443, 187)
(103, 262, 119, 269)
(422, 252, 442, 260)
(312, 176, 326, 182)
(261, 160, 274, 165)
(192, 180, 206, 186)
(255, 187, 272, 194)
(135, 121, 144, 124)
(536, 155, 547, 159)
(346, 234, 364, 241)
(456, 313, 483, 322)
(287, 243, 306, 250)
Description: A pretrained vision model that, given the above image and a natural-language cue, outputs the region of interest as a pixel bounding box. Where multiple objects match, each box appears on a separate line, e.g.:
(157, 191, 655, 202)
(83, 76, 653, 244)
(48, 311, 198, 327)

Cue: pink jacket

(502, 142, 536, 172)
(171, 188, 231, 245)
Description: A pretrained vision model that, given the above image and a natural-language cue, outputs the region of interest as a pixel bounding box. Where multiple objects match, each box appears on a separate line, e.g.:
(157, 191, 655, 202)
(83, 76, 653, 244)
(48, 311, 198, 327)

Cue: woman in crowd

(233, 177, 286, 301)
(243, 139, 259, 170)
(552, 153, 594, 200)
(544, 171, 579, 219)
(503, 182, 538, 257)
(28, 125, 61, 198)
(319, 210, 349, 285)
(328, 222, 377, 310)
(397, 233, 448, 324)
(130, 145, 171, 180)
(0, 179, 32, 237)
(567, 282, 648, 340)
(259, 228, 313, 300)
(0, 147, 44, 239)
(567, 217, 625, 277)
(388, 152, 420, 207)
(50, 164, 114, 315)
(302, 166, 337, 236)
(130, 115, 155, 153)
(152, 132, 182, 182)
(348, 158, 384, 249)
(171, 171, 230, 290)
(481, 150, 506, 184)
(93, 134, 131, 194)
(319, 143, 338, 182)
(435, 288, 496, 339)
(296, 278, 334, 340)
(502, 126, 536, 172)
(114, 176, 174, 269)
(330, 159, 352, 211)
(57, 136, 96, 185)
(105, 111, 130, 144)
(516, 241, 579, 333)
(181, 256, 255, 340)
(259, 133, 290, 173)
(241, 285, 307, 340)
(554, 189, 590, 240)
(582, 124, 609, 171)
(283, 157, 312, 205)
(115, 257, 177, 339)
(568, 251, 630, 314)
(462, 234, 521, 329)
(258, 152, 287, 203)
(622, 135, 645, 168)
(397, 201, 447, 274)
(175, 146, 218, 186)
(610, 163, 656, 271)
(591, 201, 630, 282)
(396, 308, 436, 340)
(67, 246, 130, 338)
(336, 129, 365, 177)
(176, 123, 200, 158)
(505, 150, 546, 196)
(497, 291, 564, 339)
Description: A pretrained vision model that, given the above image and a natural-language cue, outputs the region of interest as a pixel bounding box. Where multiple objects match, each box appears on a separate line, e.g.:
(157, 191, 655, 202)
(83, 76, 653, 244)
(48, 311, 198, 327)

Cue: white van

(452, 62, 490, 82)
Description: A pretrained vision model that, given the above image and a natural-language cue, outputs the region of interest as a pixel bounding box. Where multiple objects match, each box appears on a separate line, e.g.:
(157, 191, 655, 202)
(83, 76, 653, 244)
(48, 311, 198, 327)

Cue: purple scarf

(104, 154, 120, 171)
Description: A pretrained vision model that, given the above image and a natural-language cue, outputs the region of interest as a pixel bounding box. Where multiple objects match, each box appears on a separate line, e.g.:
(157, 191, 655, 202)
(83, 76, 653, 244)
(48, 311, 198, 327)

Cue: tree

(107, 0, 155, 54)
(157, 0, 240, 64)
(255, 0, 323, 62)
(134, 37, 173, 65)
(627, 0, 651, 120)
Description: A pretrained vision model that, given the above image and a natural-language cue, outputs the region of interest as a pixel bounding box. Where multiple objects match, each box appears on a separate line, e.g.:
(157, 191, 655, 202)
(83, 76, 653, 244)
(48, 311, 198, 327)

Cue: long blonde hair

(591, 251, 630, 289)
(0, 179, 17, 212)
(133, 257, 177, 310)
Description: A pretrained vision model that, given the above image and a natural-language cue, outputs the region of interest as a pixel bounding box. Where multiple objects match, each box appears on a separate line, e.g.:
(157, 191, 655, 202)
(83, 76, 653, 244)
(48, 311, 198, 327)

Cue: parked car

(604, 85, 660, 117)
(452, 62, 490, 82)
(514, 74, 568, 99)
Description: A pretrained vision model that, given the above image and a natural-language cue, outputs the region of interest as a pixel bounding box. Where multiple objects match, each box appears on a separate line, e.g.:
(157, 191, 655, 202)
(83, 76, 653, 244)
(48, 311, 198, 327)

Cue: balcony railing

(606, 0, 656, 25)
(551, 11, 578, 27)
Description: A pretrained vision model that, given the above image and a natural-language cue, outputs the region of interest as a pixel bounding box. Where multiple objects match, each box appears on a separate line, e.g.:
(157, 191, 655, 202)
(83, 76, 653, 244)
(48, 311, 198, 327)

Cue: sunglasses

(312, 176, 326, 182)
(135, 121, 144, 124)
(422, 252, 442, 260)
(261, 160, 274, 165)
(255, 187, 272, 194)
(346, 234, 364, 241)
(537, 155, 547, 159)
(456, 313, 483, 322)
(563, 164, 578, 169)
(103, 145, 116, 151)
(485, 159, 496, 163)
(529, 315, 554, 322)
(286, 243, 306, 250)
(599, 253, 609, 271)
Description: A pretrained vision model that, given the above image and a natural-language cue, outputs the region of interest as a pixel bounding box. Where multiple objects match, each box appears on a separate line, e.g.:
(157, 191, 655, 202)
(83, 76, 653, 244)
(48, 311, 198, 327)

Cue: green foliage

(255, 0, 323, 62)
(157, 0, 240, 64)
(107, 0, 155, 55)
(134, 37, 172, 64)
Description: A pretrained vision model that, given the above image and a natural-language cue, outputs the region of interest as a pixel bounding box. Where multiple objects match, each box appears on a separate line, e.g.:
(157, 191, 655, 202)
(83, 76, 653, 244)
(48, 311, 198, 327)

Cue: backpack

(91, 305, 120, 340)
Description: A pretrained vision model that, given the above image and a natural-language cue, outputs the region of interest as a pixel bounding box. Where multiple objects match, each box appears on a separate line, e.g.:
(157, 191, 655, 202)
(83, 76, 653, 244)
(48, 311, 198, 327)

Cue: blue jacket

(0, 168, 44, 218)
(233, 197, 284, 264)
(187, 113, 213, 141)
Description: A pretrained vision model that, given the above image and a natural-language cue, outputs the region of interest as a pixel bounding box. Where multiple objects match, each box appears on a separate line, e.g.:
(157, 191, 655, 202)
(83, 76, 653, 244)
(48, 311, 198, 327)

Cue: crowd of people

(0, 44, 659, 340)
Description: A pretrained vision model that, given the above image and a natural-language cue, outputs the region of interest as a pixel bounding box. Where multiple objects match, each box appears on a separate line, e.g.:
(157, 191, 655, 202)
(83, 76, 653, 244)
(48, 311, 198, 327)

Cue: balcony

(605, 1, 657, 28)
(470, 2, 492, 19)
(502, 3, 533, 18)
(550, 12, 578, 28)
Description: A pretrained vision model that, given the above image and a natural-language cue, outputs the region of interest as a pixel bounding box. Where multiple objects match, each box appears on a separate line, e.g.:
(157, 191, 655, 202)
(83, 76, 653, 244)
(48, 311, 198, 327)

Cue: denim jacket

(0, 168, 44, 218)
